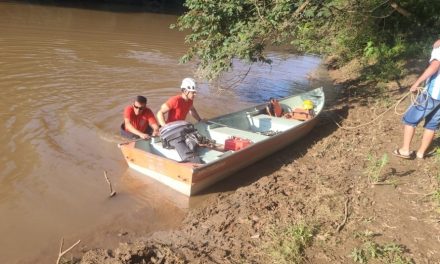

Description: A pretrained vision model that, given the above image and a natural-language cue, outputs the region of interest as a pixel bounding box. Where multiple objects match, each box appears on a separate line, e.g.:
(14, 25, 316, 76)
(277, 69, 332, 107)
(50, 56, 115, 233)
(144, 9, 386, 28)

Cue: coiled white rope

(332, 87, 426, 130)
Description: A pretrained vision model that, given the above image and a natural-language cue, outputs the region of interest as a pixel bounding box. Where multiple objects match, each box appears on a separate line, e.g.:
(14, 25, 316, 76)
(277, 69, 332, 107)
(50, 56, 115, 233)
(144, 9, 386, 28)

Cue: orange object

(272, 99, 283, 117)
(266, 99, 283, 117)
(224, 137, 252, 151)
(285, 108, 314, 121)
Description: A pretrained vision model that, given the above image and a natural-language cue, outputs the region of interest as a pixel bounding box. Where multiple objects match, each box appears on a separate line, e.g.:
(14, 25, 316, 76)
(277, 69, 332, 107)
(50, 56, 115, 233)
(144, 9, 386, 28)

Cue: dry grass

(265, 223, 315, 264)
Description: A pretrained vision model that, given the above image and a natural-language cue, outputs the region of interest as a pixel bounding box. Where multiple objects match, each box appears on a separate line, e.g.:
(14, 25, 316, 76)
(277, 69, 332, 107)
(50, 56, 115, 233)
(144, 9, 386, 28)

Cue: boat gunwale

(192, 112, 321, 172)
(207, 87, 324, 123)
(192, 87, 325, 171)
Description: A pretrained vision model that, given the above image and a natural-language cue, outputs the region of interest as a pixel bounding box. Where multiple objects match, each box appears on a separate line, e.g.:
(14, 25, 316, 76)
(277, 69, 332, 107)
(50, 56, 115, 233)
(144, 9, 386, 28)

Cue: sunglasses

(133, 105, 145, 110)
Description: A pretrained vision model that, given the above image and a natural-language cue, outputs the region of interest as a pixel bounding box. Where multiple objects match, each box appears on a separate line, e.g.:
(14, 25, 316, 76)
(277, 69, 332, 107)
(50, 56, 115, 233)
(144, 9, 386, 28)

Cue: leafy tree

(173, 0, 440, 81)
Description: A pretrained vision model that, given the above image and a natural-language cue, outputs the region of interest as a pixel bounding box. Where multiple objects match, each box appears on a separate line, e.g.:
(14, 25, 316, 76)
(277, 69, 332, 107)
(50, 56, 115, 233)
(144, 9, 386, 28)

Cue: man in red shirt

(121, 95, 159, 139)
(156, 78, 203, 126)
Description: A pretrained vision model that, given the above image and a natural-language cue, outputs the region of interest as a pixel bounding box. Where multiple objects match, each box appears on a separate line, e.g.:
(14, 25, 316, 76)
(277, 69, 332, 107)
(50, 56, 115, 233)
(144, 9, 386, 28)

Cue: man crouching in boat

(156, 77, 203, 126)
(120, 95, 160, 139)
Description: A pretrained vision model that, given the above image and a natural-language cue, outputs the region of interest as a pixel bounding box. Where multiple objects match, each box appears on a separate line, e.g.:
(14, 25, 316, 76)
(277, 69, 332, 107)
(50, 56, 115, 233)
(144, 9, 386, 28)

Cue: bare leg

(400, 125, 416, 155)
(417, 129, 435, 157)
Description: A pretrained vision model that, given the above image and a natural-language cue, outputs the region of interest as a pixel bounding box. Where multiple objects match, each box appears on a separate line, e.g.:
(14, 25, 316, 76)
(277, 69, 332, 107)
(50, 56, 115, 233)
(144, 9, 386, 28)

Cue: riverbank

(80, 60, 440, 263)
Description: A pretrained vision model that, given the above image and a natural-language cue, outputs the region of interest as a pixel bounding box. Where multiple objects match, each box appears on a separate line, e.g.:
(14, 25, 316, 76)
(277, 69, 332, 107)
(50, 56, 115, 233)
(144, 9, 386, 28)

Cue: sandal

(392, 149, 413, 159)
(416, 150, 435, 159)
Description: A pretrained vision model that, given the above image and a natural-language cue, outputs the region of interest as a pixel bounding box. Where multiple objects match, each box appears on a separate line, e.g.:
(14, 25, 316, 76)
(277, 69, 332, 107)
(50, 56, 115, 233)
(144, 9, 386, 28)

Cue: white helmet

(180, 77, 197, 92)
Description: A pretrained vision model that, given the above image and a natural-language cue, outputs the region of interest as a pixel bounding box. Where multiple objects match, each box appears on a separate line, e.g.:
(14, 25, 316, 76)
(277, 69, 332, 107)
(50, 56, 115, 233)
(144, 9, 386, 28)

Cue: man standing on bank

(156, 77, 203, 126)
(393, 44, 440, 159)
(121, 95, 160, 139)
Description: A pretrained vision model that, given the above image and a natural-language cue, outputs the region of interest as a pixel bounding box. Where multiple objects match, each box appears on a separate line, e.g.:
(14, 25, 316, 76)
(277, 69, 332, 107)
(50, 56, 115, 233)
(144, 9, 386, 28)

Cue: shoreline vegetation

(76, 58, 440, 263)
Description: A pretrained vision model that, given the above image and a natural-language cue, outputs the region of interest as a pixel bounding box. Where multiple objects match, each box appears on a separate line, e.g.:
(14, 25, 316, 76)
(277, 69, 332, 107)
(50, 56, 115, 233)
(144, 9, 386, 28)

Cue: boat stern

(118, 141, 196, 196)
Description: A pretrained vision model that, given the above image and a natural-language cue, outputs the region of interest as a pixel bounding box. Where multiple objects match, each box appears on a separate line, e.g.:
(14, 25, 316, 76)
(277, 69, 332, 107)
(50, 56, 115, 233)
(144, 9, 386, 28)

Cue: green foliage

(436, 171, 440, 183)
(266, 223, 315, 264)
(351, 239, 414, 264)
(174, 0, 440, 81)
(434, 147, 440, 163)
(433, 190, 440, 205)
(354, 230, 375, 242)
(362, 39, 406, 80)
(350, 247, 367, 264)
(365, 153, 389, 183)
(174, 0, 299, 79)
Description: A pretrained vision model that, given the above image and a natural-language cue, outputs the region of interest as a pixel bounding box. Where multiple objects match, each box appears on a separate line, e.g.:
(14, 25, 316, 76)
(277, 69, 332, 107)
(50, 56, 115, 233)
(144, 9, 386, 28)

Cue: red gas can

(224, 136, 252, 151)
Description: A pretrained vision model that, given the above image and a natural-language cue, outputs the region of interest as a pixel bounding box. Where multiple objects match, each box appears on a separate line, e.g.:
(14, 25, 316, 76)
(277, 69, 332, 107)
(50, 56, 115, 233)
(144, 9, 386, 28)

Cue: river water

(0, 1, 327, 263)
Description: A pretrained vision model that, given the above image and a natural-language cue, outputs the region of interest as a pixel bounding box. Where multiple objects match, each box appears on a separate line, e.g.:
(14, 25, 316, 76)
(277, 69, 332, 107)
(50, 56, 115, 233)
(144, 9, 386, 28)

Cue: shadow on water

(8, 0, 185, 14)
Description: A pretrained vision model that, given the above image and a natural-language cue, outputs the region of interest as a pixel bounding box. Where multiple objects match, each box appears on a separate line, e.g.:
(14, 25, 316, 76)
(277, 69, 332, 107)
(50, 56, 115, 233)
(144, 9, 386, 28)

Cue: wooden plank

(120, 143, 194, 184)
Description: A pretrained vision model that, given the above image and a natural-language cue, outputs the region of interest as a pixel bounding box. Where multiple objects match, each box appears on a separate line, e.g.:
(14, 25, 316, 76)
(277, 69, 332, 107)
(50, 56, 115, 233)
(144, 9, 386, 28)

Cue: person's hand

(139, 133, 150, 139)
(410, 84, 420, 93)
(152, 130, 160, 137)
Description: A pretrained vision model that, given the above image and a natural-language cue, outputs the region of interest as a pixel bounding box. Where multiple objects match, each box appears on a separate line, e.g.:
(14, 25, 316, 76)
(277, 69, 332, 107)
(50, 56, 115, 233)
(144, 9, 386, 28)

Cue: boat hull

(120, 141, 196, 195)
(189, 118, 318, 194)
(119, 87, 324, 196)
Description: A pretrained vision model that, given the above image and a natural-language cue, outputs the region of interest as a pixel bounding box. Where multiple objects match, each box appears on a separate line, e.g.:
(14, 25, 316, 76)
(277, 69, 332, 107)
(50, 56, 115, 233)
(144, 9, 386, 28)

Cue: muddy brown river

(0, 1, 326, 262)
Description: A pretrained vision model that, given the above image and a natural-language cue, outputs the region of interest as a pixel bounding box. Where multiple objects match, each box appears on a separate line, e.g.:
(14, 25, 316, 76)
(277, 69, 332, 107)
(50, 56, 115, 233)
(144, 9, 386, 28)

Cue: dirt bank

(79, 61, 440, 263)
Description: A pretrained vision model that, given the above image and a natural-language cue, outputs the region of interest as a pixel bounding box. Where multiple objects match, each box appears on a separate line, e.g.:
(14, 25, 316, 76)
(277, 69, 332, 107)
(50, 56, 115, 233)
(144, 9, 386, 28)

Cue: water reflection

(224, 55, 322, 103)
(122, 169, 190, 209)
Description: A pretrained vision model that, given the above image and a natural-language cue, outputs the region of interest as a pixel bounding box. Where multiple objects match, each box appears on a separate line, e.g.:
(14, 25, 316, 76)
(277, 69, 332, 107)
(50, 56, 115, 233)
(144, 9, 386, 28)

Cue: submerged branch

(56, 238, 81, 264)
(104, 170, 117, 197)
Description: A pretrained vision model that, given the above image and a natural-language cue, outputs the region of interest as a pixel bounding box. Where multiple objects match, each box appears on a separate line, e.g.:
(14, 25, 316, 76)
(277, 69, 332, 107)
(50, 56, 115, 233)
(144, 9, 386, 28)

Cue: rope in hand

(331, 87, 425, 130)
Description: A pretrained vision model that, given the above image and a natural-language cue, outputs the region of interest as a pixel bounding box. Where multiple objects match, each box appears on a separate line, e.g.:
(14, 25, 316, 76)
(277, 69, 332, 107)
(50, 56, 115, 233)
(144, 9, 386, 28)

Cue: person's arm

(189, 106, 202, 122)
(266, 105, 272, 116)
(146, 110, 160, 136)
(156, 103, 170, 127)
(150, 123, 160, 136)
(124, 118, 149, 139)
(410, 60, 440, 92)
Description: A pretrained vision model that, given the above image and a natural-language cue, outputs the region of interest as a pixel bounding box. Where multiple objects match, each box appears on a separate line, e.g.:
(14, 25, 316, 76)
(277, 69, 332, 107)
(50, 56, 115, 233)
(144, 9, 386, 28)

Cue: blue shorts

(402, 92, 440, 130)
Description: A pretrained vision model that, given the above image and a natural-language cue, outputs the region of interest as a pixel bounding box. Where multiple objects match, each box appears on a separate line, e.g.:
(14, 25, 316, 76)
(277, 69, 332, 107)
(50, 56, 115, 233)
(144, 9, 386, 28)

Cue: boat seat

(137, 138, 235, 163)
(250, 114, 303, 132)
(207, 126, 268, 144)
(198, 148, 234, 163)
(148, 141, 184, 161)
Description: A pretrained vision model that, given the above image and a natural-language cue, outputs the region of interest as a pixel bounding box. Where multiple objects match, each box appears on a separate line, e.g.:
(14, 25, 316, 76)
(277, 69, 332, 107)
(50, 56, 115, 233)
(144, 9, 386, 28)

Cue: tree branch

(293, 0, 311, 18)
(389, 1, 411, 17)
(56, 237, 81, 264)
(336, 198, 349, 232)
(104, 170, 116, 197)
